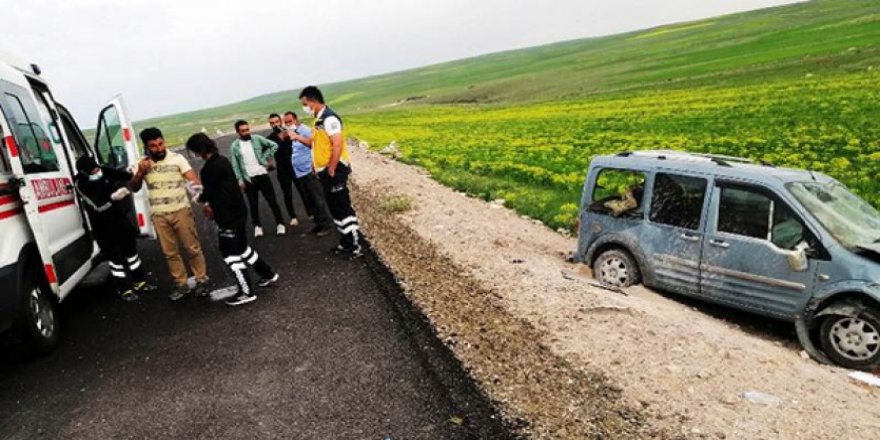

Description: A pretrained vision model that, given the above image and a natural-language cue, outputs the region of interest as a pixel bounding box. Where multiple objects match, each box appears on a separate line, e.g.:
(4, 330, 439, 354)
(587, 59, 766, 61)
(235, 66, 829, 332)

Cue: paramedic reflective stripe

(241, 247, 258, 265)
(334, 216, 358, 227)
(76, 187, 112, 213)
(339, 223, 360, 235)
(128, 255, 142, 270)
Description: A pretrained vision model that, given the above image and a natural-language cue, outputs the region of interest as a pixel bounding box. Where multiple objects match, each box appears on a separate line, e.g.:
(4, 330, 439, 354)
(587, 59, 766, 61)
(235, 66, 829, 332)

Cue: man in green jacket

(230, 120, 286, 237)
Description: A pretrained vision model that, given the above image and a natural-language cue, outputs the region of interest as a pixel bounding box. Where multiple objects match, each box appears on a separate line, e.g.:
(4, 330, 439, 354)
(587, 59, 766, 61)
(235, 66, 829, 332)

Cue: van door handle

(679, 233, 700, 242)
(709, 239, 730, 249)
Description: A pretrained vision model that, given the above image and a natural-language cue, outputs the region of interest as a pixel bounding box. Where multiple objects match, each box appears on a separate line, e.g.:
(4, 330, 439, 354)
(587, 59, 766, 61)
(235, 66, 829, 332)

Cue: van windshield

(787, 181, 880, 249)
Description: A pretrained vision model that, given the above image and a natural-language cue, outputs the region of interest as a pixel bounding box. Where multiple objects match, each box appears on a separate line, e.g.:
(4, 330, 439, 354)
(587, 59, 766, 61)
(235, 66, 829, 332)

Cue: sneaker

(289, 218, 299, 227)
(224, 293, 256, 307)
(276, 224, 287, 236)
(194, 281, 210, 298)
(330, 244, 347, 254)
(257, 273, 280, 287)
(120, 290, 139, 302)
(169, 284, 191, 301)
(254, 226, 264, 238)
(133, 281, 158, 293)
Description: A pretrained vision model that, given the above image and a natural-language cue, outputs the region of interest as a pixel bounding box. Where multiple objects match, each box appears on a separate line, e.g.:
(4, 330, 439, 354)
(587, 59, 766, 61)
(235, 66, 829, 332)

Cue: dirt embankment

(348, 142, 880, 439)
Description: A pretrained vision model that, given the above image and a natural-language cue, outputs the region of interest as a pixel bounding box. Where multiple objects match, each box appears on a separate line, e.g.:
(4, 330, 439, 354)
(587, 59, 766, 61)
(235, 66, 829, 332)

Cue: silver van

(573, 150, 880, 370)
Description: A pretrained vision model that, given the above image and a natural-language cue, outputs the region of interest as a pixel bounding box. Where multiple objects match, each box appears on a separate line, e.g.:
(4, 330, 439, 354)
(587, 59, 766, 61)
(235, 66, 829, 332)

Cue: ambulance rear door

(93, 95, 155, 239)
(0, 80, 93, 297)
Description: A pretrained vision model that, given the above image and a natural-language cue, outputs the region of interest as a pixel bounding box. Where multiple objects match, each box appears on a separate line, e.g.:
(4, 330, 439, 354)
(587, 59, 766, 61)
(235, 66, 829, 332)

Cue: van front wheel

(819, 308, 880, 370)
(593, 248, 640, 288)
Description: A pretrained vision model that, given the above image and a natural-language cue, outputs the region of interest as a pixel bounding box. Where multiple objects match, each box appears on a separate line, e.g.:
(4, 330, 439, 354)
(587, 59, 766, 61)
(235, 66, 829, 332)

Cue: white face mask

(302, 105, 313, 116)
(88, 170, 103, 182)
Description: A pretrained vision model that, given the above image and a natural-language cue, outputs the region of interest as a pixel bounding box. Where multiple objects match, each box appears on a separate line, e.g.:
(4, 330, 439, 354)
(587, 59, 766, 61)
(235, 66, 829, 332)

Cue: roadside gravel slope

(349, 143, 880, 439)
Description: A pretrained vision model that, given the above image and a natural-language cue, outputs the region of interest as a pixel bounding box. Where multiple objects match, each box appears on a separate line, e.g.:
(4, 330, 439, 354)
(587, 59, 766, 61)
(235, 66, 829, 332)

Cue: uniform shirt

(75, 167, 137, 238)
(312, 106, 350, 171)
(239, 140, 267, 178)
(291, 123, 314, 178)
(144, 151, 192, 214)
(198, 154, 248, 229)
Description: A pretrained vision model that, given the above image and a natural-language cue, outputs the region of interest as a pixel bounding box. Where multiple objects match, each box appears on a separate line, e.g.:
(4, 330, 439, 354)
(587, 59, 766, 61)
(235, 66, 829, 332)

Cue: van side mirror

(787, 241, 810, 272)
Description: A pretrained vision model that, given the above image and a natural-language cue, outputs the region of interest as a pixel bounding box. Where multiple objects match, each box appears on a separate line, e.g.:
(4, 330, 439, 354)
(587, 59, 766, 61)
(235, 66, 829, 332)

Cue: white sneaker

(289, 218, 299, 227)
(276, 224, 287, 235)
(254, 226, 264, 238)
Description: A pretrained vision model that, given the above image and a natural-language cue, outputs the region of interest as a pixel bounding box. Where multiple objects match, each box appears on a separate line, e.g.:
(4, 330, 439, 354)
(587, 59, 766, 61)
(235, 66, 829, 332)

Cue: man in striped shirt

(131, 127, 209, 301)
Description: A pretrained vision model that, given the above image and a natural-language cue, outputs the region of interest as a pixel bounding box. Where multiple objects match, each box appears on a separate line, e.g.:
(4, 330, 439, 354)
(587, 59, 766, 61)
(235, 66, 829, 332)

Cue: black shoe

(224, 293, 256, 307)
(194, 281, 211, 298)
(313, 226, 334, 237)
(133, 281, 158, 293)
(257, 273, 279, 288)
(330, 244, 347, 254)
(120, 290, 139, 302)
(334, 246, 364, 260)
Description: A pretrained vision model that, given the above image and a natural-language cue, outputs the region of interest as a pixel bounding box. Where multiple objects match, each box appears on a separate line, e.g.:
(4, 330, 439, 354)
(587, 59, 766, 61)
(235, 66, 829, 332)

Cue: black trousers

(318, 163, 361, 251)
(295, 172, 334, 229)
(218, 224, 274, 296)
(275, 171, 297, 220)
(245, 174, 284, 228)
(98, 229, 145, 295)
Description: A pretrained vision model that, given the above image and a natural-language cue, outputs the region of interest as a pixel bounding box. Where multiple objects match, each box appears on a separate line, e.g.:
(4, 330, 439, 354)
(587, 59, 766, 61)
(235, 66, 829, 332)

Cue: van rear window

(590, 168, 646, 217)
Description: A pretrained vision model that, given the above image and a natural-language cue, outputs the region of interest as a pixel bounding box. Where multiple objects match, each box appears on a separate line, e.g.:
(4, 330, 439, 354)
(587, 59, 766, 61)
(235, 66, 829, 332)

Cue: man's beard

(240, 135, 252, 141)
(149, 150, 167, 161)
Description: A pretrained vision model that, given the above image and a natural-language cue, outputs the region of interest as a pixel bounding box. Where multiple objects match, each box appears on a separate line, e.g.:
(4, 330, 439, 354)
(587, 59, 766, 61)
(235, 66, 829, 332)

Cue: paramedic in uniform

(131, 127, 210, 301)
(75, 156, 156, 301)
(299, 86, 362, 258)
(185, 133, 279, 307)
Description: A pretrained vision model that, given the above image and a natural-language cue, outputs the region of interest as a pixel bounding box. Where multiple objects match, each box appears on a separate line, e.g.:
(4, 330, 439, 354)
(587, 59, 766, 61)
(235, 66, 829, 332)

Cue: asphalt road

(0, 134, 511, 439)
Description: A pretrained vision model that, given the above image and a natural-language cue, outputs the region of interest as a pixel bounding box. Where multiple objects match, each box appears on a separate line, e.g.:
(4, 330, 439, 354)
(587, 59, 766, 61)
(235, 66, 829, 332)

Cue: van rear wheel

(819, 307, 880, 370)
(15, 266, 60, 354)
(593, 248, 640, 288)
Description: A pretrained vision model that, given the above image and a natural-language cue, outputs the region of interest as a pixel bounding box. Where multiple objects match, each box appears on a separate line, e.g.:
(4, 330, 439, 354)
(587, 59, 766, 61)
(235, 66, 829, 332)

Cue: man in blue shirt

(281, 111, 334, 236)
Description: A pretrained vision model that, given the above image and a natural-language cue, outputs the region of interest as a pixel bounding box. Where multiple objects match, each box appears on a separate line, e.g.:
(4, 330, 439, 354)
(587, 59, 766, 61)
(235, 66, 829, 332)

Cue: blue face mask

(88, 170, 103, 182)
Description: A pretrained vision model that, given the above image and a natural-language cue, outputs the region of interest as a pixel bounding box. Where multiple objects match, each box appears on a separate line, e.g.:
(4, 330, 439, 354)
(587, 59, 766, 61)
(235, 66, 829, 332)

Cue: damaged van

(573, 150, 880, 370)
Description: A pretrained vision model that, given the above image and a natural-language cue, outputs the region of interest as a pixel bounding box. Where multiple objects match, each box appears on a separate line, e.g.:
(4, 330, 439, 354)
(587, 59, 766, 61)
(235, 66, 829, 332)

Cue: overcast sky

(2, 0, 801, 124)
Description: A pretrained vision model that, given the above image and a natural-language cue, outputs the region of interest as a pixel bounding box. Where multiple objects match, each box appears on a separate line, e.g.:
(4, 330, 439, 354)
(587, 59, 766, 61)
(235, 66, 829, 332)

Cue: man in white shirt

(230, 120, 286, 237)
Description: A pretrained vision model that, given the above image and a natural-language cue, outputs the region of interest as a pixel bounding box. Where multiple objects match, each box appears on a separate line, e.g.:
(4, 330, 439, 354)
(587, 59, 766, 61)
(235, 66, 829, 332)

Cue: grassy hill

(138, 0, 880, 230)
(142, 0, 879, 145)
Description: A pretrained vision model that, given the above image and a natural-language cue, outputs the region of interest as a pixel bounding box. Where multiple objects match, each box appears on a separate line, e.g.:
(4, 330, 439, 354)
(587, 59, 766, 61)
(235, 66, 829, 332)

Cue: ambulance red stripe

(0, 207, 23, 220)
(37, 199, 75, 213)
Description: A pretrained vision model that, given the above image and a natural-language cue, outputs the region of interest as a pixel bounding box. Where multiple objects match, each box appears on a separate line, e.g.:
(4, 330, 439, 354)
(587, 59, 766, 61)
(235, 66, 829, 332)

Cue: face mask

(88, 170, 103, 182)
(302, 105, 313, 116)
(149, 150, 167, 161)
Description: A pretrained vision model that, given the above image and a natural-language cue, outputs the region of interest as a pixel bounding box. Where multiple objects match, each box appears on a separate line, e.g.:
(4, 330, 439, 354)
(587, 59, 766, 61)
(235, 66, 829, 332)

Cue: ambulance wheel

(15, 265, 60, 354)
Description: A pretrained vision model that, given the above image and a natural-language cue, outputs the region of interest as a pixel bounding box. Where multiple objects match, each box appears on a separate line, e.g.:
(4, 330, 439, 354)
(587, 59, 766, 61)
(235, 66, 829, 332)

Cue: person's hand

(328, 165, 337, 178)
(137, 158, 151, 174)
(239, 180, 246, 192)
(203, 205, 214, 220)
(280, 130, 291, 141)
(110, 187, 131, 201)
(266, 160, 276, 172)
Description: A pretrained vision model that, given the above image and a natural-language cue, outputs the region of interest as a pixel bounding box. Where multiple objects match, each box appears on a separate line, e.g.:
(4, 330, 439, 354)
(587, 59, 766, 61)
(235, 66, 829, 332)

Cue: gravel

(349, 143, 880, 439)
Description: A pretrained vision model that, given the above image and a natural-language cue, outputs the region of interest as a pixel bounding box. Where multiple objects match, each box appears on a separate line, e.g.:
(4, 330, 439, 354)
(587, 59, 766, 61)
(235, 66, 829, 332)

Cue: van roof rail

(618, 150, 764, 167)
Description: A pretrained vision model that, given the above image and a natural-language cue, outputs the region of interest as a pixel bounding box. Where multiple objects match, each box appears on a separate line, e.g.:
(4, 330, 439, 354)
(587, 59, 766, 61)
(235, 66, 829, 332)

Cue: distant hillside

(140, 0, 880, 146)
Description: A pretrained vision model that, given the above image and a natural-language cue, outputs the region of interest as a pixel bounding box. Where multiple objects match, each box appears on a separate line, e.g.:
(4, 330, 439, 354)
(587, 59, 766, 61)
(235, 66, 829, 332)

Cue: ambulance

(0, 50, 153, 353)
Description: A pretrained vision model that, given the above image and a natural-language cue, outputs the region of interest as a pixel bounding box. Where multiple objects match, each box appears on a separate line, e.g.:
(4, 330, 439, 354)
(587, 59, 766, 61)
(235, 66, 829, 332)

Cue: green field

(139, 0, 880, 230)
